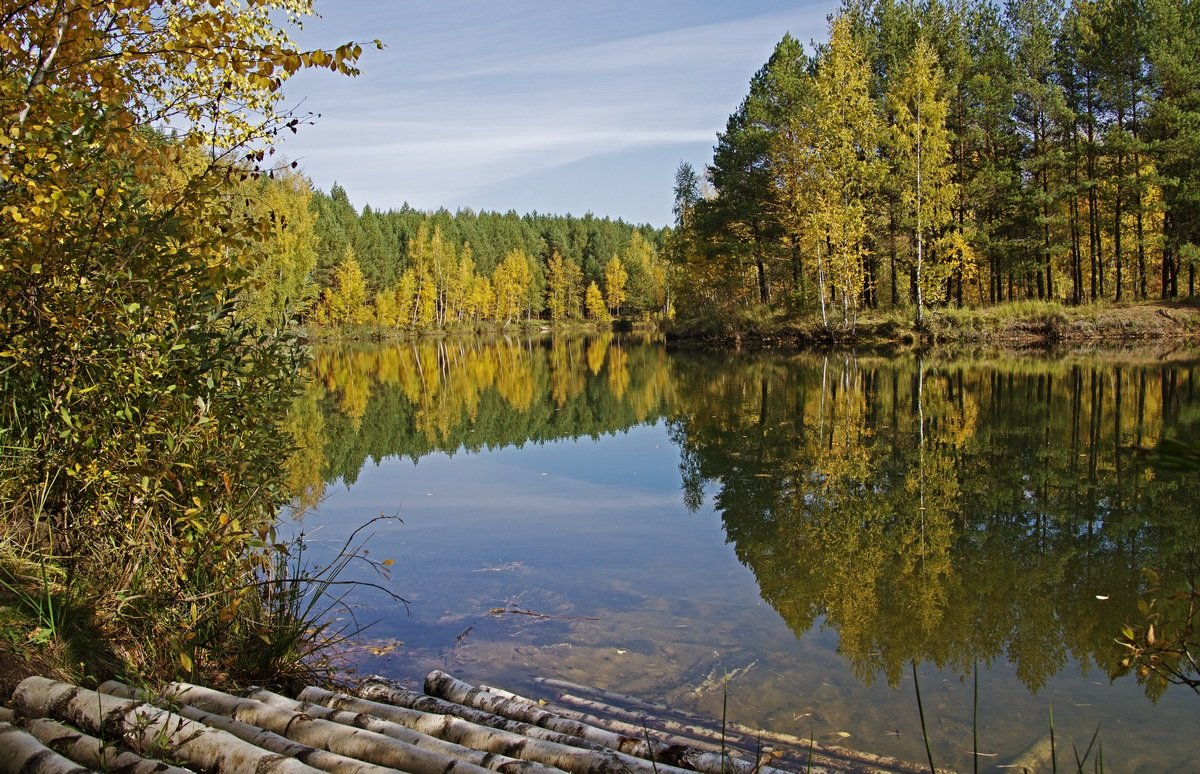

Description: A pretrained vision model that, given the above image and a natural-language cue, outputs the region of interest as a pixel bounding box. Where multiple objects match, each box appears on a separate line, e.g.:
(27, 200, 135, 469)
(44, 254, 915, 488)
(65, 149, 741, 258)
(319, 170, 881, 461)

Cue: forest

(669, 0, 1200, 330)
(236, 175, 672, 332)
(305, 187, 671, 329)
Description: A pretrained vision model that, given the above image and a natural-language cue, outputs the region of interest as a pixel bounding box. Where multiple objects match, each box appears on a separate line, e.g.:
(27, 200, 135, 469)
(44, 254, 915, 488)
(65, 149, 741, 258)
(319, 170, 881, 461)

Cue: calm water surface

(290, 335, 1200, 772)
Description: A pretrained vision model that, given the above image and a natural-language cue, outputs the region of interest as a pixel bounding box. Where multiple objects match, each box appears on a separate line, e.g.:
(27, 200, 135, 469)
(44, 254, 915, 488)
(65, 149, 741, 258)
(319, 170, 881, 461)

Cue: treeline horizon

(669, 0, 1200, 330)
(245, 178, 673, 333)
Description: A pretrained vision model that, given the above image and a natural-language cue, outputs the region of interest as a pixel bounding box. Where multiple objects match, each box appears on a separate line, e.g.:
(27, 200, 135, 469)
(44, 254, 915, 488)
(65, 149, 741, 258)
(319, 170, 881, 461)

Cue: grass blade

(973, 660, 979, 774)
(911, 660, 936, 774)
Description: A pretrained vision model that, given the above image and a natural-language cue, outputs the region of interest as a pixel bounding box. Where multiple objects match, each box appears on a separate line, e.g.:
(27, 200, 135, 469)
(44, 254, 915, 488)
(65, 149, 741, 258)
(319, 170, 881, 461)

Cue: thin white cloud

(281, 2, 836, 223)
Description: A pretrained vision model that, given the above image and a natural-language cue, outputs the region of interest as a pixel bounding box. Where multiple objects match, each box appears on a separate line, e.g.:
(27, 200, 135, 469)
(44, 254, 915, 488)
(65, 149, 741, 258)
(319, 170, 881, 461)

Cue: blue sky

(282, 1, 838, 227)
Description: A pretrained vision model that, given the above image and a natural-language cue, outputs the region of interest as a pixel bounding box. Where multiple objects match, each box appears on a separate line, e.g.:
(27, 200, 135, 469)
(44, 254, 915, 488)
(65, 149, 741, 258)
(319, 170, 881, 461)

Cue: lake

(288, 334, 1200, 772)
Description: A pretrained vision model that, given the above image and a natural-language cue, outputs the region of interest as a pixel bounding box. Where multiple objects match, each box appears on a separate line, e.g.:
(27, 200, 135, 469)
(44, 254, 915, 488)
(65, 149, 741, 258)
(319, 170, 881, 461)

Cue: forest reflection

(285, 334, 673, 510)
(287, 337, 1200, 699)
(668, 351, 1200, 698)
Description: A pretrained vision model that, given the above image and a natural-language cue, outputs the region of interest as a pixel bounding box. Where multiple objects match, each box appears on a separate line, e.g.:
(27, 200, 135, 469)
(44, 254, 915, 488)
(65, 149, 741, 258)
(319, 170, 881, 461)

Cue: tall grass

(911, 660, 937, 774)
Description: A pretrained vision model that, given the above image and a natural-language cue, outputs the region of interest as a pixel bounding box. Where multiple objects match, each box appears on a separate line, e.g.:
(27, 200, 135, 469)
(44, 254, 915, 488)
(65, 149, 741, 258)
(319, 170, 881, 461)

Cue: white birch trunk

(289, 685, 693, 774)
(0, 706, 191, 774)
(10, 677, 321, 774)
(816, 237, 830, 330)
(358, 678, 608, 751)
(0, 722, 88, 774)
(97, 681, 394, 774)
(424, 670, 791, 774)
(158, 682, 514, 774)
(915, 95, 925, 330)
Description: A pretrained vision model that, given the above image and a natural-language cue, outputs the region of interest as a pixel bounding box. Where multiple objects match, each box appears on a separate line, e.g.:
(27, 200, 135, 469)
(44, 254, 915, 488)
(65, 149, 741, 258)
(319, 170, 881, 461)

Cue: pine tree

(1145, 0, 1200, 296)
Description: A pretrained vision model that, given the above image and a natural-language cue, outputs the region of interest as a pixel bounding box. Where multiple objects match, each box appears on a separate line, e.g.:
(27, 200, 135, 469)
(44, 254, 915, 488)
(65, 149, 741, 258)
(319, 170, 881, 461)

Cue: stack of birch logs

(0, 670, 933, 773)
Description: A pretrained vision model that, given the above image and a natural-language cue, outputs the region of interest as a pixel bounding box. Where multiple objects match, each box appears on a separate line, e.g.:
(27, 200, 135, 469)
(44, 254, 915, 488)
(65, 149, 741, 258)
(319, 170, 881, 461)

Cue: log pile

(0, 670, 935, 773)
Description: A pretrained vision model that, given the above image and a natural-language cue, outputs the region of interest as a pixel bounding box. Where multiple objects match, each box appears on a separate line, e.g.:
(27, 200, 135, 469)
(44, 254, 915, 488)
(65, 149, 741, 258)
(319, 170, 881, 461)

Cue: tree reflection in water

(287, 337, 1200, 701)
(669, 351, 1200, 700)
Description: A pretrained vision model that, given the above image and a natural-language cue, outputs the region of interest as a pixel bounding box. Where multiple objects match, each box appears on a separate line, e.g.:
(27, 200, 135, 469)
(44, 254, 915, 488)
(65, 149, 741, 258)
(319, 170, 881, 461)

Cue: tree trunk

(287, 686, 689, 774)
(0, 722, 89, 774)
(424, 670, 789, 774)
(0, 707, 191, 774)
(157, 682, 516, 774)
(11, 677, 322, 774)
(888, 206, 900, 307)
(756, 252, 769, 304)
(97, 682, 391, 774)
(1163, 213, 1175, 299)
(1086, 75, 1101, 300)
(358, 679, 624, 753)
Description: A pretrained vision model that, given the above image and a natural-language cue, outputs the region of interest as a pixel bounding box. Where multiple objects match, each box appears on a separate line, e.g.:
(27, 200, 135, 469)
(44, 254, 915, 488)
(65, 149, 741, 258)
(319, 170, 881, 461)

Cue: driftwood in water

(10, 677, 321, 774)
(98, 681, 394, 774)
(528, 690, 731, 751)
(534, 677, 932, 774)
(0, 721, 89, 774)
(291, 683, 696, 774)
(359, 677, 611, 752)
(0, 706, 190, 774)
(239, 686, 560, 773)
(425, 669, 795, 774)
(158, 681, 522, 774)
(532, 676, 732, 747)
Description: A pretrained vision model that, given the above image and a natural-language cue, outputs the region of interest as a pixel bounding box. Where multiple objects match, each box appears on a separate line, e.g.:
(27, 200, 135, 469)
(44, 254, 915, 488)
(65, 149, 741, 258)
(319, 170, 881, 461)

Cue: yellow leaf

(179, 651, 193, 672)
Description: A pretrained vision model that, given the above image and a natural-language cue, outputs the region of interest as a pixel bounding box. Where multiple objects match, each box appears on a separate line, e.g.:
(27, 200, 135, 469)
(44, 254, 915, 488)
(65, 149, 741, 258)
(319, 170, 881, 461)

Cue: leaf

(179, 651, 193, 673)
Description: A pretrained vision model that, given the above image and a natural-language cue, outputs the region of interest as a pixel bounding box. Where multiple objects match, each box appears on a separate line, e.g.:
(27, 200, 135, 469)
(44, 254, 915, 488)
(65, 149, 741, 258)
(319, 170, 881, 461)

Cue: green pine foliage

(673, 0, 1200, 332)
(303, 192, 670, 331)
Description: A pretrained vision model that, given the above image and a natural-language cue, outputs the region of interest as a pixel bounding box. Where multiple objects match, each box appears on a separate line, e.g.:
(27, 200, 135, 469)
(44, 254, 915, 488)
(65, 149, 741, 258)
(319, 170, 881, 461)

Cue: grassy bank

(668, 298, 1200, 350)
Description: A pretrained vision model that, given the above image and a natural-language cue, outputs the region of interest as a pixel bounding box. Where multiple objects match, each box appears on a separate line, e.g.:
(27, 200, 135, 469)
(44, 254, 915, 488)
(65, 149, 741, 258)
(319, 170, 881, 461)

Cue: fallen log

(536, 677, 933, 774)
(290, 684, 696, 774)
(527, 690, 733, 752)
(97, 681, 393, 774)
(425, 669, 791, 774)
(0, 722, 88, 774)
(159, 682, 526, 774)
(530, 677, 735, 747)
(10, 677, 320, 774)
(0, 706, 190, 774)
(542, 686, 926, 768)
(533, 677, 678, 716)
(358, 677, 616, 752)
(244, 686, 570, 773)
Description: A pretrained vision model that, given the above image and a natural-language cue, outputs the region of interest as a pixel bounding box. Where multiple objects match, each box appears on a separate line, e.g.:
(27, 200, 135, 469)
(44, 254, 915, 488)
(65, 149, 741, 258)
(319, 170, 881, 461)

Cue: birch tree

(812, 17, 885, 330)
(603, 256, 628, 315)
(890, 38, 959, 328)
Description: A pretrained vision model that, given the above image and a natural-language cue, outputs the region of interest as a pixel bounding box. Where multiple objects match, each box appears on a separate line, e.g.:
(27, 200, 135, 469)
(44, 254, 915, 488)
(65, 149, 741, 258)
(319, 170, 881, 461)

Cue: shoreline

(665, 298, 1200, 352)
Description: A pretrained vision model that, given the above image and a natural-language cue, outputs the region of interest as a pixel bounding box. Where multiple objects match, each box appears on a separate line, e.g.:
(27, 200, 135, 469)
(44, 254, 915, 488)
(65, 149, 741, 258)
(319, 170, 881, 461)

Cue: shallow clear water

(291, 336, 1200, 772)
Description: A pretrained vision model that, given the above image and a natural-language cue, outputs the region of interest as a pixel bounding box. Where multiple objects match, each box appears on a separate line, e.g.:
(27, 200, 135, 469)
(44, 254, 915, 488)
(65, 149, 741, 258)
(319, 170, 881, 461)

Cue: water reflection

(287, 338, 1200, 708)
(287, 334, 672, 506)
(667, 351, 1200, 700)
